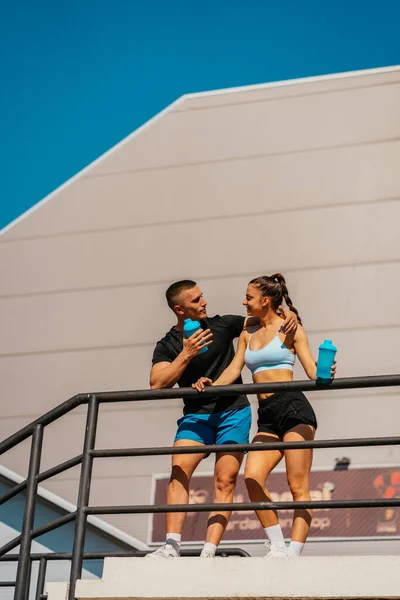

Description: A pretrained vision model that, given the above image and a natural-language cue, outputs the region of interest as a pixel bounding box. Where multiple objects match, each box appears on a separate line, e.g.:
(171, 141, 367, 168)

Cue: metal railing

(0, 374, 400, 600)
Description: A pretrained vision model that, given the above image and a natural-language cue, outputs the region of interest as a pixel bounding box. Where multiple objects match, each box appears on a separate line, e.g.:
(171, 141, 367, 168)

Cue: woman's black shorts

(257, 391, 317, 438)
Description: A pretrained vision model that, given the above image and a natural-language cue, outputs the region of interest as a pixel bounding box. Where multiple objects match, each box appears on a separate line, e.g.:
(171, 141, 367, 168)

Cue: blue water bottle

(316, 340, 337, 381)
(183, 319, 208, 354)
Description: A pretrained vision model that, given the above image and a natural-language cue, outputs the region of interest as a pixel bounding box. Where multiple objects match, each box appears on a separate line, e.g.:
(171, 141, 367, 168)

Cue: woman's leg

(244, 433, 284, 528)
(283, 424, 315, 547)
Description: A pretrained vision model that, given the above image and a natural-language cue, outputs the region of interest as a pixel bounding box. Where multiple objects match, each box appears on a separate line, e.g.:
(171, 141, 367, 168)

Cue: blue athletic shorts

(174, 406, 252, 447)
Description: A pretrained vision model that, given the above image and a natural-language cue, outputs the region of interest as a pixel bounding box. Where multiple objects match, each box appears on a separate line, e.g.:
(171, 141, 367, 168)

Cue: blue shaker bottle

(183, 319, 208, 354)
(316, 340, 337, 380)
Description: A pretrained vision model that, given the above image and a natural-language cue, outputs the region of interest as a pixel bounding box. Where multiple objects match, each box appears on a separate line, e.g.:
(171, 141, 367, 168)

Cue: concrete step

(46, 555, 400, 599)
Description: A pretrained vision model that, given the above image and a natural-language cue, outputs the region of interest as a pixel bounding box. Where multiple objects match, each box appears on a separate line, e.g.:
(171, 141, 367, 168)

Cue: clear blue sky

(1, 0, 399, 230)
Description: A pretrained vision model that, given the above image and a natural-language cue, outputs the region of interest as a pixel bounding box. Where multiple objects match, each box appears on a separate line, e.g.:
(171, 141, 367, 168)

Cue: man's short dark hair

(166, 280, 197, 310)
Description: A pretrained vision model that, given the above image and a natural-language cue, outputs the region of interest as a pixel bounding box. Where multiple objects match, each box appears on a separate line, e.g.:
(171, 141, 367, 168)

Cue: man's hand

(278, 306, 298, 335)
(192, 377, 213, 392)
(182, 329, 213, 360)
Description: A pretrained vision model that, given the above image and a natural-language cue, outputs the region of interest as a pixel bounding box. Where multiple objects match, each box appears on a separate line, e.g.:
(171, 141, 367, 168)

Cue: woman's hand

(192, 377, 213, 392)
(314, 359, 337, 380)
(330, 359, 337, 379)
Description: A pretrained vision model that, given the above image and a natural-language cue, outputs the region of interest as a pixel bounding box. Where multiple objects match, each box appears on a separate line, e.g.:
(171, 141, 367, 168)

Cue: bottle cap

(320, 339, 337, 351)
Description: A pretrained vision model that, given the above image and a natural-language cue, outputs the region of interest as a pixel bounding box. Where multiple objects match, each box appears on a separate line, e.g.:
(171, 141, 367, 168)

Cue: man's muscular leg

(166, 439, 206, 533)
(147, 439, 205, 557)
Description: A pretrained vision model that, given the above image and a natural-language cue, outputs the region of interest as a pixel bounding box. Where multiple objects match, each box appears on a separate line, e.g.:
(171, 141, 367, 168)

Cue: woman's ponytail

(271, 273, 302, 325)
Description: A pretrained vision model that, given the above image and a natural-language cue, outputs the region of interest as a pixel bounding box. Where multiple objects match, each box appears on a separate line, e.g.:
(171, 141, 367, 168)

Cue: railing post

(14, 424, 43, 600)
(35, 557, 47, 600)
(25, 557, 32, 599)
(69, 395, 98, 600)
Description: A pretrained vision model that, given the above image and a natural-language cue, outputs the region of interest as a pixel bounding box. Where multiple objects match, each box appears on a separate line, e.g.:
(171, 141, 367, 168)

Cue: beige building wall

(1, 66, 400, 554)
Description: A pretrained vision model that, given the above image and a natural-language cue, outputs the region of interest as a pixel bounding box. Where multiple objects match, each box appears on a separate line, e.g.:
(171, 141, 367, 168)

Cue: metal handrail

(85, 497, 400, 515)
(1, 374, 399, 455)
(0, 374, 399, 600)
(89, 435, 400, 458)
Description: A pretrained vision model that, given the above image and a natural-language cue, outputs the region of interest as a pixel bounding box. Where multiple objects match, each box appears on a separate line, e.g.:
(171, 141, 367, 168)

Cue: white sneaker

(200, 549, 216, 558)
(146, 543, 180, 558)
(264, 541, 288, 558)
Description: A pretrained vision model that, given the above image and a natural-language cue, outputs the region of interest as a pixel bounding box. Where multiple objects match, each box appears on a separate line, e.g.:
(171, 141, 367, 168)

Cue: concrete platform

(46, 556, 400, 600)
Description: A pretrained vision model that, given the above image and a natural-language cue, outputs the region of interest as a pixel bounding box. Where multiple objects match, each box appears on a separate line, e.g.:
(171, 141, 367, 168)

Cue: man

(147, 280, 297, 558)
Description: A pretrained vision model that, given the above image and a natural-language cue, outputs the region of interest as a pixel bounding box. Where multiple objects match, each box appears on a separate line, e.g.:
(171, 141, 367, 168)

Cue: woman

(193, 273, 336, 557)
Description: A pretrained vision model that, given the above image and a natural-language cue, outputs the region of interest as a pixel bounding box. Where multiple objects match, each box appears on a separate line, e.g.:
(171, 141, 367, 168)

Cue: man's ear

(174, 304, 184, 316)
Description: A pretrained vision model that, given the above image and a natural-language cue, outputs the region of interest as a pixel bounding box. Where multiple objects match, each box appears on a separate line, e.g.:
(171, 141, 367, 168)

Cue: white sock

(288, 541, 304, 556)
(202, 542, 217, 555)
(166, 533, 181, 546)
(264, 525, 287, 551)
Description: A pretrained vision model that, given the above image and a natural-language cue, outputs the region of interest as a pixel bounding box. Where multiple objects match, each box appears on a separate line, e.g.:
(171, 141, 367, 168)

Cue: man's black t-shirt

(152, 315, 249, 415)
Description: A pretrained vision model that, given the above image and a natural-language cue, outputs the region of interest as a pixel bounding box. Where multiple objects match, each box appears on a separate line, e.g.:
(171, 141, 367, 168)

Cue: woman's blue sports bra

(244, 327, 296, 375)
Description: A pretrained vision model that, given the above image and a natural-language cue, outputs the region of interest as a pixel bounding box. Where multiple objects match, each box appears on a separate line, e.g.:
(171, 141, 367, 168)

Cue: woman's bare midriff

(253, 369, 294, 400)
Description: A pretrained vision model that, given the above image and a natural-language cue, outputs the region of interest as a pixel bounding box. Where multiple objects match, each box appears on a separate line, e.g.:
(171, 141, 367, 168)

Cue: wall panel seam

(176, 79, 400, 113)
(1, 256, 400, 300)
(1, 323, 400, 359)
(1, 195, 399, 247)
(80, 136, 400, 180)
